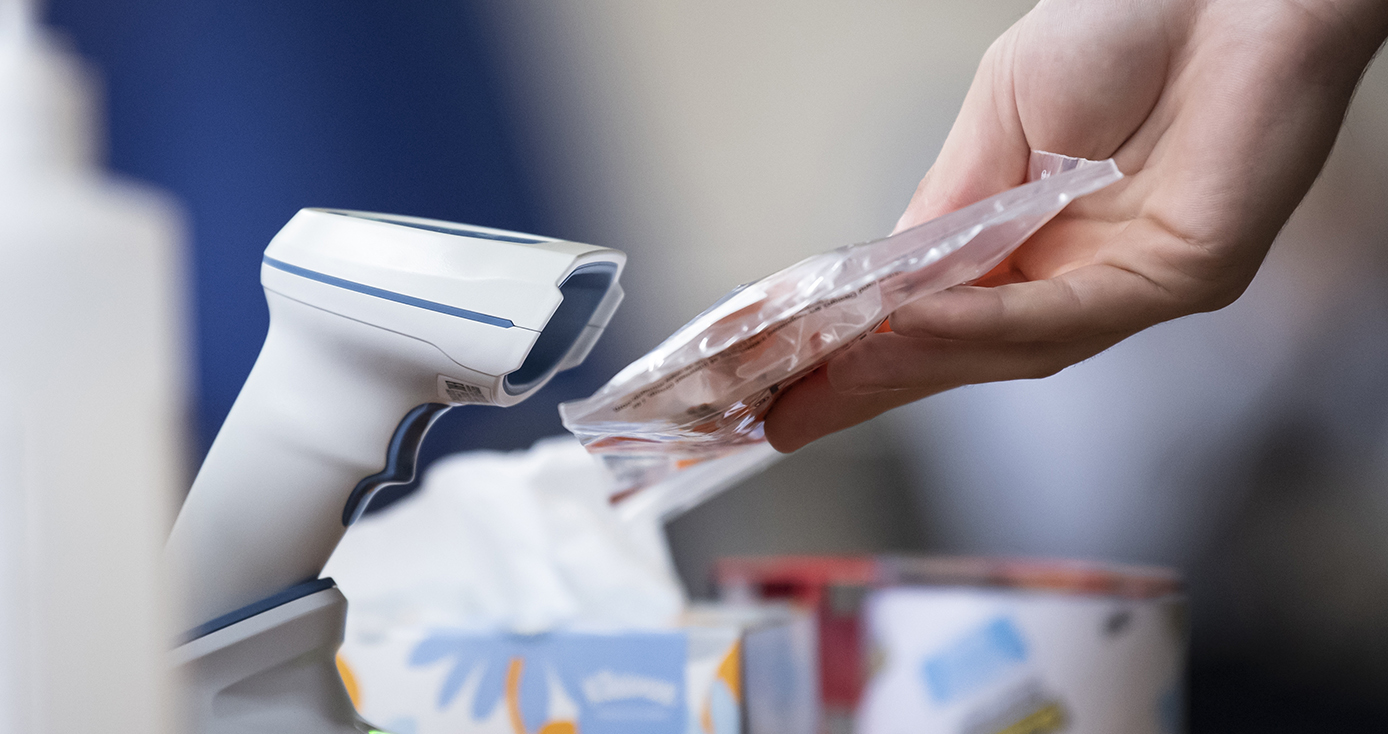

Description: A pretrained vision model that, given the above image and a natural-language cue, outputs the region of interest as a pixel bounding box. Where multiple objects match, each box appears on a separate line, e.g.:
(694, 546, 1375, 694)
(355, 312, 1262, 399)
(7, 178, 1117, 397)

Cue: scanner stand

(172, 581, 374, 734)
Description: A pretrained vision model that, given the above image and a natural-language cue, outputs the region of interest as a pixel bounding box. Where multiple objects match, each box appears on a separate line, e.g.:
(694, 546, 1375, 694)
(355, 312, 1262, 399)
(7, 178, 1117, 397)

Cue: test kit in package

(561, 153, 1122, 491)
(717, 556, 1186, 734)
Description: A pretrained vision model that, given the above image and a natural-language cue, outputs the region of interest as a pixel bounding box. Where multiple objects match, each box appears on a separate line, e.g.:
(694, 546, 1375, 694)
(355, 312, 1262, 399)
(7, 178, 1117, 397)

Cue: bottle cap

(0, 0, 98, 174)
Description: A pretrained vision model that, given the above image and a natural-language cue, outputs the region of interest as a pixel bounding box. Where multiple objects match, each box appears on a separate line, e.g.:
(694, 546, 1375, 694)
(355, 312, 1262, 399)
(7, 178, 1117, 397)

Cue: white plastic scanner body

(166, 209, 624, 632)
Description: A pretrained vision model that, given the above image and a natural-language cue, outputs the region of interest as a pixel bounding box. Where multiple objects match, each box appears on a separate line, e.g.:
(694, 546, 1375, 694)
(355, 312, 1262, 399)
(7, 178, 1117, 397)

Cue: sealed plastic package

(562, 152, 1123, 493)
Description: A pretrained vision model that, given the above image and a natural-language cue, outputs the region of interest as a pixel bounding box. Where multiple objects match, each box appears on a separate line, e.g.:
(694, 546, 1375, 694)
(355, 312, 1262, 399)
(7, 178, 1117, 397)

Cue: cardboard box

(715, 555, 1186, 734)
(338, 604, 818, 734)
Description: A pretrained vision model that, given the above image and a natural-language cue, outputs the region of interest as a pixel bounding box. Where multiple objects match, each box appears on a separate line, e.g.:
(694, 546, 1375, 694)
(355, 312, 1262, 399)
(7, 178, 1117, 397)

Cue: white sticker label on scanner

(437, 375, 490, 404)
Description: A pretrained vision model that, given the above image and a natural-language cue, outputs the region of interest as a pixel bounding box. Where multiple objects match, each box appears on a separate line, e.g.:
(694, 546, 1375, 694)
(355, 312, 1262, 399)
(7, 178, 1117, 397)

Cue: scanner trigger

(340, 403, 450, 526)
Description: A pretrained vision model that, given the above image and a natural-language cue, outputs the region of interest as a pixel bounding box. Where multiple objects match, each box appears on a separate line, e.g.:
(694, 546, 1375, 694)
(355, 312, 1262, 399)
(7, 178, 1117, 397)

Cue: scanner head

(259, 208, 625, 406)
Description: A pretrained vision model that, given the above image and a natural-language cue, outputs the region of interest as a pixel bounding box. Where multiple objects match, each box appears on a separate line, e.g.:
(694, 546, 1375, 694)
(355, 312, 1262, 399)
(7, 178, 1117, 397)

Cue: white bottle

(0, 379, 27, 734)
(0, 0, 187, 732)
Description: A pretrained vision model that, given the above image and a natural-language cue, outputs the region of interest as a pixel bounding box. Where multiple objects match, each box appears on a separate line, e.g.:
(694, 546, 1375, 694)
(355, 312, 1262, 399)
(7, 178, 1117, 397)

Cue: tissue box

(338, 604, 818, 734)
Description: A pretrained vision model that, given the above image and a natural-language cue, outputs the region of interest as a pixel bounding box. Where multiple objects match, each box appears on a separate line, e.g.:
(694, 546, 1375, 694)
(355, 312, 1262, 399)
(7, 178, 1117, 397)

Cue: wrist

(1293, 0, 1388, 62)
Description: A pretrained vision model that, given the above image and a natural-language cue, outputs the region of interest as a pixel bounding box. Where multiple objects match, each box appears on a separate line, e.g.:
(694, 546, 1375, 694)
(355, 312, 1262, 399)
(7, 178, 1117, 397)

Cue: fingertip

(764, 365, 929, 453)
(763, 368, 833, 453)
(891, 209, 915, 237)
(891, 170, 935, 236)
(764, 428, 803, 454)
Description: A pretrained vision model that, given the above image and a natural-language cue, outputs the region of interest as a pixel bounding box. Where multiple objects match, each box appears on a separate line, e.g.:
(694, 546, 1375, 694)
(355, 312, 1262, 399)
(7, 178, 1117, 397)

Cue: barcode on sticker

(444, 380, 484, 403)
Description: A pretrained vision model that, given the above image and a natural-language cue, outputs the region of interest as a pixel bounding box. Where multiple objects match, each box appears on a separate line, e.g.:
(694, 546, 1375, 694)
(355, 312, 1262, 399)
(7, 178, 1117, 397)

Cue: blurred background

(37, 0, 1388, 731)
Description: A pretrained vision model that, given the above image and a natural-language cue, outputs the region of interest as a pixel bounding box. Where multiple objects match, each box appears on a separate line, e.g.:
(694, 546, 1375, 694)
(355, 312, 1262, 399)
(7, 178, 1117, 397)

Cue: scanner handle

(165, 291, 454, 630)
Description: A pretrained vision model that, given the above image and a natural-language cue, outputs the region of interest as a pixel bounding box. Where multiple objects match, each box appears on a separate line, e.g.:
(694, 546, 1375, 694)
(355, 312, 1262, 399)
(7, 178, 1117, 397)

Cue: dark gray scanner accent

(341, 403, 451, 526)
(503, 262, 618, 395)
(180, 576, 337, 644)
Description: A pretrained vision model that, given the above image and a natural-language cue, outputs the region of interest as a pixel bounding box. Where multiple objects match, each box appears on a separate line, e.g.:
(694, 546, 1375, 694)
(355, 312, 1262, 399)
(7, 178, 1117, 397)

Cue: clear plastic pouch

(561, 152, 1122, 493)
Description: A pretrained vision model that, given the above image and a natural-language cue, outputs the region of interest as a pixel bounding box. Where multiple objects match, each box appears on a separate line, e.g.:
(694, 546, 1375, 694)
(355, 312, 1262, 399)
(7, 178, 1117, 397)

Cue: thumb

(893, 34, 1032, 233)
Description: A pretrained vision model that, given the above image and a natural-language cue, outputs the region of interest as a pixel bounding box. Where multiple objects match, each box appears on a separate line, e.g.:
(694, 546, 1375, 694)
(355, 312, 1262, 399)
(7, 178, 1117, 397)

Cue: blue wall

(45, 1, 620, 502)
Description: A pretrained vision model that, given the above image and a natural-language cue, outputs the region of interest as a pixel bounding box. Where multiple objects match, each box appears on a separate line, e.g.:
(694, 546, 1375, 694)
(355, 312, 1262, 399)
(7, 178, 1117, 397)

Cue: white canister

(857, 559, 1185, 734)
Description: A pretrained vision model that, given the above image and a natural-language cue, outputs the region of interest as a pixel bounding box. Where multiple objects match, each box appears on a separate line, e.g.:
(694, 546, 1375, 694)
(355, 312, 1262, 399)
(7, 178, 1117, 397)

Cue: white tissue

(324, 436, 686, 636)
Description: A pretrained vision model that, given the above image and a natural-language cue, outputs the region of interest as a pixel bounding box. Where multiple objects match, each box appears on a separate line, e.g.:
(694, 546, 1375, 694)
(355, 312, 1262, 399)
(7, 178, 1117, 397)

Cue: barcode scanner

(165, 209, 624, 733)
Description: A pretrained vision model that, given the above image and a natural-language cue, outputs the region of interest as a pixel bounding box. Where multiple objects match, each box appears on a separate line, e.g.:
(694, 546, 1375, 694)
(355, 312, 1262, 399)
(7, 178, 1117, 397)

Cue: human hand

(765, 0, 1388, 452)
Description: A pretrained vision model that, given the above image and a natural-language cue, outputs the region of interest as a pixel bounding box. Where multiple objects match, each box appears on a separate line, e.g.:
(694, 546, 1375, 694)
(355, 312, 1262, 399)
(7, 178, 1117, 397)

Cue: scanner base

(172, 585, 375, 734)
